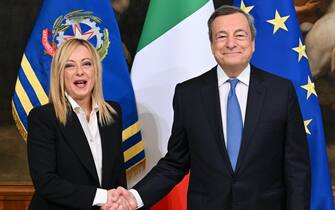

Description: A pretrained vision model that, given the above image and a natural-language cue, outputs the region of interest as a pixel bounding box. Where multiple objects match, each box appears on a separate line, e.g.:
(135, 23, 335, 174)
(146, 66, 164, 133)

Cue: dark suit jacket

(27, 101, 126, 210)
(134, 66, 310, 210)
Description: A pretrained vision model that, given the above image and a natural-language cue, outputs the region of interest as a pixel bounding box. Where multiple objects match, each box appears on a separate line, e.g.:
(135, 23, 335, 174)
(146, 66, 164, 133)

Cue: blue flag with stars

(233, 0, 334, 209)
(12, 0, 145, 171)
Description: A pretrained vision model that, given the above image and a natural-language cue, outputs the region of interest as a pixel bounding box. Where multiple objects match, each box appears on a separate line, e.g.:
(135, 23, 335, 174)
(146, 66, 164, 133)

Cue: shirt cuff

(129, 189, 144, 209)
(92, 188, 107, 206)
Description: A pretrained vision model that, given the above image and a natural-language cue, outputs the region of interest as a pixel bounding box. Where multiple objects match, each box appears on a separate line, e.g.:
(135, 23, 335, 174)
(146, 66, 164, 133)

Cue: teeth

(74, 80, 87, 84)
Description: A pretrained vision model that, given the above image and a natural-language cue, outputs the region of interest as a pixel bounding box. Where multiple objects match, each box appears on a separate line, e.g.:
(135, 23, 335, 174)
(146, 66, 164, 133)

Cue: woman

(27, 39, 127, 210)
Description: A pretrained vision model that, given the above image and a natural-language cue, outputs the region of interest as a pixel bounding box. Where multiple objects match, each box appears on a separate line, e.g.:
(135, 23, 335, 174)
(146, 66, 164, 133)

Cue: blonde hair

(49, 38, 116, 125)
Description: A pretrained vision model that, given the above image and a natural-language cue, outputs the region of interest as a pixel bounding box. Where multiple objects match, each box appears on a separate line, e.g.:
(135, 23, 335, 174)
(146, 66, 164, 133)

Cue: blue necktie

(227, 79, 243, 171)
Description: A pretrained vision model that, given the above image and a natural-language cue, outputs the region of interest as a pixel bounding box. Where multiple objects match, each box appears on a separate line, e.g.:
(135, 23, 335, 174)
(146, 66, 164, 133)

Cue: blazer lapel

(201, 67, 233, 175)
(235, 66, 266, 173)
(99, 117, 117, 188)
(60, 111, 100, 185)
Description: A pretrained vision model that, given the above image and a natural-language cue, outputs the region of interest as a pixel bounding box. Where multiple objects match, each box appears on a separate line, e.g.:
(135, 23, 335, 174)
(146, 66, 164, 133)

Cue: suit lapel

(60, 111, 100, 185)
(235, 66, 266, 173)
(99, 116, 117, 188)
(201, 67, 233, 175)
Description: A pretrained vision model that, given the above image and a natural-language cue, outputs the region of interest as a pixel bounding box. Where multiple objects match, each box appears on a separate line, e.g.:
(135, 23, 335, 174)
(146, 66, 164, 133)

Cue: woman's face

(63, 45, 95, 104)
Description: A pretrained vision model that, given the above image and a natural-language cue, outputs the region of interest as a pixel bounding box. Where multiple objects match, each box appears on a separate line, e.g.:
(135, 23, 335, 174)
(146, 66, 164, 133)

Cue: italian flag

(130, 0, 216, 209)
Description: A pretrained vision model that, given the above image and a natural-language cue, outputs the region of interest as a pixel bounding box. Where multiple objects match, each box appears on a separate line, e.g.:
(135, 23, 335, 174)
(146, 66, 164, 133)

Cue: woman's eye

(81, 62, 92, 69)
(65, 64, 75, 69)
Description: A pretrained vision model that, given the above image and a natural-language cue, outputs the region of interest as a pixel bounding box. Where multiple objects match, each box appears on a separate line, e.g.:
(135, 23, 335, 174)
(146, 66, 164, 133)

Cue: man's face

(210, 13, 255, 74)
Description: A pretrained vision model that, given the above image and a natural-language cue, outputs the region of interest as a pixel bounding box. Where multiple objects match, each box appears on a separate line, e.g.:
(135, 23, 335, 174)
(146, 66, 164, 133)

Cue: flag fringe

(11, 100, 27, 141)
(126, 159, 145, 179)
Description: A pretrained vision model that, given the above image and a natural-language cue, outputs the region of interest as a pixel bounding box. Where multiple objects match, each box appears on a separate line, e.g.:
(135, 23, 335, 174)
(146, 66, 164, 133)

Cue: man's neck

(220, 64, 248, 78)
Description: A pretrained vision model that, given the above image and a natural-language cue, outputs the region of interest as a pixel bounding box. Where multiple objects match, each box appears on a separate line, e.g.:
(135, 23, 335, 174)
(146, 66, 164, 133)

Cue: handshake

(100, 187, 138, 210)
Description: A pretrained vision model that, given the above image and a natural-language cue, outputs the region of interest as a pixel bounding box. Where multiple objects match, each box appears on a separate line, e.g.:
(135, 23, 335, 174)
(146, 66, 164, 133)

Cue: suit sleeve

(134, 84, 190, 207)
(27, 107, 97, 209)
(285, 82, 311, 210)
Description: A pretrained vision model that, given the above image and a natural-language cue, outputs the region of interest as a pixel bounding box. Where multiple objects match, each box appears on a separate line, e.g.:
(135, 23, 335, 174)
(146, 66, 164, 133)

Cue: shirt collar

(217, 64, 250, 87)
(65, 92, 99, 113)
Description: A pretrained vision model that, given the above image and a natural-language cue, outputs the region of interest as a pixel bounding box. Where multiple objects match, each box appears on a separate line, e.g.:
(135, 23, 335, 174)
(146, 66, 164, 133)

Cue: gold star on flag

(301, 76, 317, 99)
(292, 39, 308, 62)
(304, 119, 312, 135)
(267, 10, 290, 34)
(240, 0, 254, 14)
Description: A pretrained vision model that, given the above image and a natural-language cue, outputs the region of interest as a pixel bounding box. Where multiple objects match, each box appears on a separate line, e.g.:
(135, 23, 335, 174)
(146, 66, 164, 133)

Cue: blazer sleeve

(134, 83, 190, 207)
(285, 82, 311, 210)
(27, 107, 97, 209)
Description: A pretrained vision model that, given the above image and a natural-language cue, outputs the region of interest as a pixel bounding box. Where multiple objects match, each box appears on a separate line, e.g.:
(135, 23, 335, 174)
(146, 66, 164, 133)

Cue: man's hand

(115, 187, 137, 210)
(100, 187, 137, 210)
(100, 189, 133, 210)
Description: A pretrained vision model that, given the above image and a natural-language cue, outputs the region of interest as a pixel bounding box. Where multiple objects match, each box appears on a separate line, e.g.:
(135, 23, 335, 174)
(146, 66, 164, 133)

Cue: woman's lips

(74, 80, 87, 88)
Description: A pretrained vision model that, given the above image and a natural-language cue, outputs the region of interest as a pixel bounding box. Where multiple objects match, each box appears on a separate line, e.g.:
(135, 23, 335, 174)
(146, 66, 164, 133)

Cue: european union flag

(233, 0, 334, 209)
(12, 0, 145, 171)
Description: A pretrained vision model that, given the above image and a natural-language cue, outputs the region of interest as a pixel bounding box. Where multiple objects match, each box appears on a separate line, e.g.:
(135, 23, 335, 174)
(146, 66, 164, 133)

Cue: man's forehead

(214, 28, 248, 34)
(212, 14, 250, 30)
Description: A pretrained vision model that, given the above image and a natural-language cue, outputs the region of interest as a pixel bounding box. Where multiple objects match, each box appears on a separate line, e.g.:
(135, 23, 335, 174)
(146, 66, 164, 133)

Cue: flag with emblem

(12, 0, 144, 172)
(130, 0, 215, 209)
(233, 0, 334, 209)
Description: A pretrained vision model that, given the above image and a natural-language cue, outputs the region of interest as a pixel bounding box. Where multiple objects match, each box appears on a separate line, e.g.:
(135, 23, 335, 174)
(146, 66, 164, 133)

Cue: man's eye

(216, 35, 227, 40)
(235, 33, 248, 40)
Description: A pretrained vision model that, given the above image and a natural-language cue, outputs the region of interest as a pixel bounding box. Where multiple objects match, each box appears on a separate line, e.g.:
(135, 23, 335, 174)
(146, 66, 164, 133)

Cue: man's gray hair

(207, 5, 256, 42)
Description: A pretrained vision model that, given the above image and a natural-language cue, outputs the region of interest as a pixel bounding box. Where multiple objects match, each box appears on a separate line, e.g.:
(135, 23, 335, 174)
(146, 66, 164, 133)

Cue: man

(107, 5, 311, 210)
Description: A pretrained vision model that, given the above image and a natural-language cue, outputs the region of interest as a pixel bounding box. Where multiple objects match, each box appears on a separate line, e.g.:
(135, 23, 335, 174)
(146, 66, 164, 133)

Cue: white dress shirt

(217, 64, 250, 144)
(66, 95, 107, 206)
(130, 65, 251, 208)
